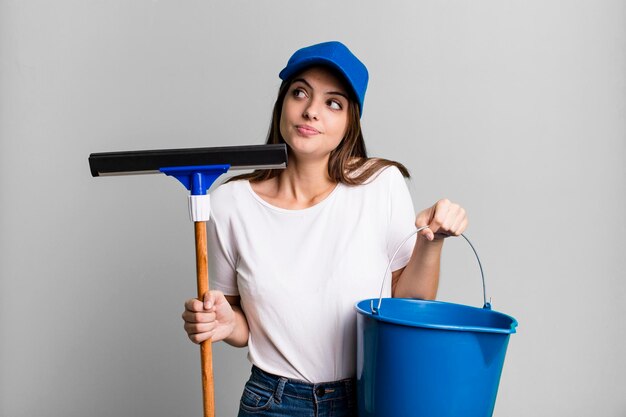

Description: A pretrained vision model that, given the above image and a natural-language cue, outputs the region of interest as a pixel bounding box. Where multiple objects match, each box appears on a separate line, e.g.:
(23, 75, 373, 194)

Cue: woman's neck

(251, 156, 338, 210)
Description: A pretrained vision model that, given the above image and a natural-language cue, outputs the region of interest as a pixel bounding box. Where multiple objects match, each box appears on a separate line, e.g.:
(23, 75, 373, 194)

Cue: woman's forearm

(392, 235, 444, 300)
(224, 305, 250, 348)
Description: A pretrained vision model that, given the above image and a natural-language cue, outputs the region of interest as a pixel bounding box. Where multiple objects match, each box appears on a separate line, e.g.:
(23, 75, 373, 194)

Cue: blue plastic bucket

(355, 229, 518, 417)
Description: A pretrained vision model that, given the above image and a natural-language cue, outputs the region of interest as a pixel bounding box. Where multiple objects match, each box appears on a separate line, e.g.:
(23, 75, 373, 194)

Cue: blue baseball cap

(279, 41, 369, 116)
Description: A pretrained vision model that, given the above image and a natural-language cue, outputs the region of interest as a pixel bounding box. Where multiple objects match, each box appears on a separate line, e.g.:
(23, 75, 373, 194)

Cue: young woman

(182, 41, 467, 416)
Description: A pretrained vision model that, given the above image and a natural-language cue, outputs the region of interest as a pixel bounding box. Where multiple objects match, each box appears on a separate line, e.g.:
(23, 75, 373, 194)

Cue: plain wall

(1, 1, 625, 416)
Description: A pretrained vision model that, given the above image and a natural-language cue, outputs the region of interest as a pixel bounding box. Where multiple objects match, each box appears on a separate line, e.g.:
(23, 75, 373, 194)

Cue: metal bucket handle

(371, 226, 491, 314)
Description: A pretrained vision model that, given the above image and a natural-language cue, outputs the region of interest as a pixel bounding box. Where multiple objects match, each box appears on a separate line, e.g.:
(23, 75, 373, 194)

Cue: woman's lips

(296, 125, 320, 136)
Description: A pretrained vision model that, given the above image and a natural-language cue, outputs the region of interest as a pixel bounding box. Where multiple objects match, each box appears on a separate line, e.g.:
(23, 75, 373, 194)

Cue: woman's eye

(328, 100, 342, 110)
(293, 88, 306, 98)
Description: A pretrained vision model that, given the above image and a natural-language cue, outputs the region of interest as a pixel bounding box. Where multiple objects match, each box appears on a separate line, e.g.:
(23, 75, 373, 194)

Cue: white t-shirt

(208, 166, 416, 383)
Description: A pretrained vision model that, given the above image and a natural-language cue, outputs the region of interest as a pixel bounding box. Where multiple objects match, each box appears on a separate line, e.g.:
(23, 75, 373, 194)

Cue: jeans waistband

(250, 365, 356, 402)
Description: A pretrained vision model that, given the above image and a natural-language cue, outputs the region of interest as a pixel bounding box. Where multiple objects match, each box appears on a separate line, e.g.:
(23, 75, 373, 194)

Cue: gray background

(1, 1, 625, 416)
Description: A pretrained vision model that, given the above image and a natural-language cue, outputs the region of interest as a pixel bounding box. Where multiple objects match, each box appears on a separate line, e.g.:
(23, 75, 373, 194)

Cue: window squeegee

(89, 144, 288, 417)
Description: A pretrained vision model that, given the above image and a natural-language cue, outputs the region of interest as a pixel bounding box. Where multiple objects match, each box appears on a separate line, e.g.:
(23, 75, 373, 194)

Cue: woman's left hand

(415, 198, 468, 241)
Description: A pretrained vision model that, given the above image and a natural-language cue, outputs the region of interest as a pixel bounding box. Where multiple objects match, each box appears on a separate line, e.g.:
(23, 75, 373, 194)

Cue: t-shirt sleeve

(207, 214, 240, 296)
(385, 167, 417, 271)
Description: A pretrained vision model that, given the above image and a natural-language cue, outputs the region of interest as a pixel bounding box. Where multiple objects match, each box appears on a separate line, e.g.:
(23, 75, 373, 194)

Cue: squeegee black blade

(89, 144, 288, 177)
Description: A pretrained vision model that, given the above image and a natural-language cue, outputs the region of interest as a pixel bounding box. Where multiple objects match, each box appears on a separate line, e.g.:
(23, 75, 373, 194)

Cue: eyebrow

(292, 78, 349, 99)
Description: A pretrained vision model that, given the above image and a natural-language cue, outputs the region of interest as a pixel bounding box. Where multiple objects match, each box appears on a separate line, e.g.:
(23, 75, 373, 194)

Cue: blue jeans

(237, 366, 357, 417)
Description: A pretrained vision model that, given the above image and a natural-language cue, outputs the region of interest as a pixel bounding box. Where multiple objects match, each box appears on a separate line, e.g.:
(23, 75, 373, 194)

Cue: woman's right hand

(182, 290, 236, 344)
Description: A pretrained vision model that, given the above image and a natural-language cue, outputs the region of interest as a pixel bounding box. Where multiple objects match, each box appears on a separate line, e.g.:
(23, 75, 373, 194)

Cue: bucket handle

(371, 226, 491, 315)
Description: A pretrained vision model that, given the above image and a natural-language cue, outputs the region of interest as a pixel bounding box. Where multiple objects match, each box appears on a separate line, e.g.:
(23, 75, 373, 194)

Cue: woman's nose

(303, 101, 319, 120)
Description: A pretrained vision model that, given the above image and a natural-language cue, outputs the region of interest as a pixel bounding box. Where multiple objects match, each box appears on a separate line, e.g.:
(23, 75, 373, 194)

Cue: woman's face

(279, 66, 350, 162)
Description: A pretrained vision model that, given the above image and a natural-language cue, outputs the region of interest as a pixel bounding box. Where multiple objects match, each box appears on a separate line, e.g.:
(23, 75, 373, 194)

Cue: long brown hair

(229, 66, 409, 185)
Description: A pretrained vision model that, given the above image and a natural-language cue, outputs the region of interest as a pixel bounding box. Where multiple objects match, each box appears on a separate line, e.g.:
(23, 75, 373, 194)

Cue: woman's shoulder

(346, 158, 404, 184)
(209, 178, 250, 215)
(343, 157, 408, 185)
(213, 176, 247, 196)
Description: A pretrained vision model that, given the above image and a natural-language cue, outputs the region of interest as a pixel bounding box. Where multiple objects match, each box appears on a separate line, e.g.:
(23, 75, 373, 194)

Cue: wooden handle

(195, 221, 215, 417)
